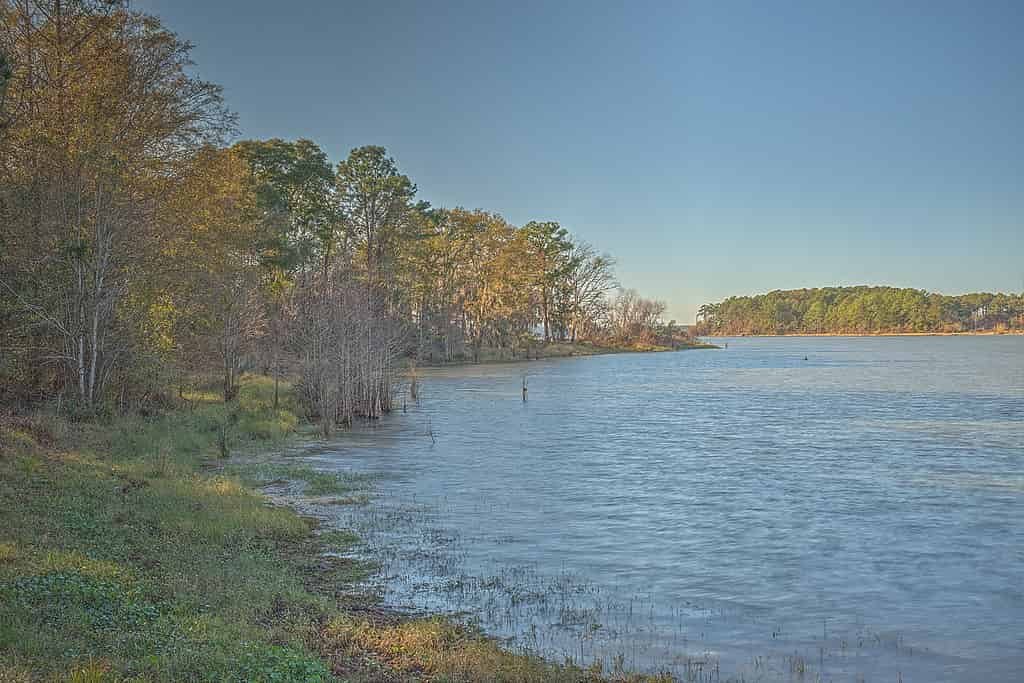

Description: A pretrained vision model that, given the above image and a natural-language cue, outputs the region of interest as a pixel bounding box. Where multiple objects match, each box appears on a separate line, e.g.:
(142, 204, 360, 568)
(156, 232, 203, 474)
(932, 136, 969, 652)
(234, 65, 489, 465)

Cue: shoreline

(220, 396, 679, 681)
(0, 376, 670, 682)
(416, 340, 718, 368)
(704, 330, 1023, 338)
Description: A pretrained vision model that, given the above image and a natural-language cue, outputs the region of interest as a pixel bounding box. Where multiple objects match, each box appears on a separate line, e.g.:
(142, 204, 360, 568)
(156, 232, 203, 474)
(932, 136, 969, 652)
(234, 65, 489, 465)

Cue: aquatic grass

(324, 493, 374, 506)
(0, 665, 35, 683)
(326, 475, 847, 682)
(318, 529, 361, 551)
(224, 461, 377, 497)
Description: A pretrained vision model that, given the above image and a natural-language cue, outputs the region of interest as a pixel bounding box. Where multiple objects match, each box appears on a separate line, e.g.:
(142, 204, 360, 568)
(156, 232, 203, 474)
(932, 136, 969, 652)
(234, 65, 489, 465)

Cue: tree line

(696, 286, 1024, 336)
(0, 1, 677, 427)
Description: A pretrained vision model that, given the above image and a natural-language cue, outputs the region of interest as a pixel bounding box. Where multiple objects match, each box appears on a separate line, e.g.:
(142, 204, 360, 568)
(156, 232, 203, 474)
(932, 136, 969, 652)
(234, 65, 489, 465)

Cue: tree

(462, 215, 538, 360)
(609, 289, 666, 343)
(164, 146, 266, 401)
(522, 221, 573, 342)
(233, 138, 338, 277)
(0, 3, 697, 416)
(0, 1, 232, 408)
(698, 287, 1024, 335)
(400, 206, 479, 361)
(233, 138, 336, 406)
(561, 241, 617, 341)
(335, 146, 416, 304)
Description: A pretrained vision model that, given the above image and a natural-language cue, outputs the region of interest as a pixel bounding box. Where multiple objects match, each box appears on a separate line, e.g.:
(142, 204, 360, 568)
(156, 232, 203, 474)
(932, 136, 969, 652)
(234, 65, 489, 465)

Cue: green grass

(0, 375, 673, 682)
(0, 377, 339, 682)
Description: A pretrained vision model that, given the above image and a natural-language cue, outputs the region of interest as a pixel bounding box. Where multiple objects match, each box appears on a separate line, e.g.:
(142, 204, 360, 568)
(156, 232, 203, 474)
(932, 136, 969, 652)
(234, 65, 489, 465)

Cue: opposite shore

(704, 330, 1023, 338)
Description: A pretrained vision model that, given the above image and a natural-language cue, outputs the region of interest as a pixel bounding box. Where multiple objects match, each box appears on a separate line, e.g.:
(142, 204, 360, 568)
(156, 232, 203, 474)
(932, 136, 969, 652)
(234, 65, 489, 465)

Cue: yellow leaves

(144, 296, 177, 353)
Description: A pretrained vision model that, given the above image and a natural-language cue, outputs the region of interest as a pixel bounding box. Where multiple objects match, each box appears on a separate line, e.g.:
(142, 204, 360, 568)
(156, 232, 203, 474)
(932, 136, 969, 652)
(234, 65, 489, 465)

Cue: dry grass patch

(319, 615, 674, 683)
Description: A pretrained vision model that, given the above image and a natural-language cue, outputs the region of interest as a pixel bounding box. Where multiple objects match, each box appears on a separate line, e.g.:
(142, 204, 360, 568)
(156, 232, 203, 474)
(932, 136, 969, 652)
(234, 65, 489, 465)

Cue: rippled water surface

(297, 337, 1024, 682)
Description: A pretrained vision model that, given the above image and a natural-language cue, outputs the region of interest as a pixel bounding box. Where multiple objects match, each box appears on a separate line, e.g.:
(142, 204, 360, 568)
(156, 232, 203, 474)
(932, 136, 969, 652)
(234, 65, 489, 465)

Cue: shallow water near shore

(295, 337, 1024, 682)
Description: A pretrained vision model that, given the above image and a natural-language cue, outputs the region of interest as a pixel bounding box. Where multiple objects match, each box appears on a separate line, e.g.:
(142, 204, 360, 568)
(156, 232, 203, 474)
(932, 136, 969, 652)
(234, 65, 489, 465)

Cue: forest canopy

(696, 287, 1024, 336)
(0, 0, 678, 425)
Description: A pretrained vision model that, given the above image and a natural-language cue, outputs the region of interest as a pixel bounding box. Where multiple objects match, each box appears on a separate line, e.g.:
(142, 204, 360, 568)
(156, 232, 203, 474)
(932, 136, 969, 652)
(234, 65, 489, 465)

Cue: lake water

(294, 337, 1024, 682)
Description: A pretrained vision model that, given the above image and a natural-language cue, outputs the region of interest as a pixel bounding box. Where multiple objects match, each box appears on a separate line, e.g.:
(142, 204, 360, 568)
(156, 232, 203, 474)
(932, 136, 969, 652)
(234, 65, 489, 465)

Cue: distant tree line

(0, 1, 675, 427)
(696, 287, 1024, 336)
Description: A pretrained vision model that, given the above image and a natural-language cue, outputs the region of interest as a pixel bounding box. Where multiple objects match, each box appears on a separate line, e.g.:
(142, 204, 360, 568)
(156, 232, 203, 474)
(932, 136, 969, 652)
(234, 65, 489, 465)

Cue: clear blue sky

(138, 0, 1022, 322)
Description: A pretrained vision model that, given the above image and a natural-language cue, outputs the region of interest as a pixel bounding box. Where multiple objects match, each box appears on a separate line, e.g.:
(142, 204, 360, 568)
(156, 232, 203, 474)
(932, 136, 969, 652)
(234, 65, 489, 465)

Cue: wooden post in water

(522, 374, 528, 402)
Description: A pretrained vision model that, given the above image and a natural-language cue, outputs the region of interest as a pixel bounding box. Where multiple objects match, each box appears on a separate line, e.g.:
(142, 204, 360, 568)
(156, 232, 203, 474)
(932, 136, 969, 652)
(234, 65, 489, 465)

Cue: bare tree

(290, 268, 400, 435)
(607, 288, 667, 343)
(561, 241, 617, 342)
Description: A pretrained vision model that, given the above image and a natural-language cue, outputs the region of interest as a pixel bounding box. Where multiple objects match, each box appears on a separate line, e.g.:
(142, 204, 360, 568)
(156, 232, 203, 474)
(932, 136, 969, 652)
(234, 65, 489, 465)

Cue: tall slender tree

(522, 221, 573, 342)
(336, 145, 416, 305)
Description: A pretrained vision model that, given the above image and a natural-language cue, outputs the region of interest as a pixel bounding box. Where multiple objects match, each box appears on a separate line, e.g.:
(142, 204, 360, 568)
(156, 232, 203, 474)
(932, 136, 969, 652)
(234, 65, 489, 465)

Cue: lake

(293, 336, 1024, 682)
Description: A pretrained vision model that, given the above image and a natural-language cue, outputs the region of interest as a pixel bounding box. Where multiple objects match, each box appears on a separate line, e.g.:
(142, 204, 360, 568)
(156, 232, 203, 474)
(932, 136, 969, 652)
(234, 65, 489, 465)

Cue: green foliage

(3, 571, 159, 633)
(522, 220, 575, 341)
(233, 644, 330, 683)
(233, 138, 338, 273)
(336, 144, 417, 291)
(1, 0, 234, 410)
(698, 286, 1024, 335)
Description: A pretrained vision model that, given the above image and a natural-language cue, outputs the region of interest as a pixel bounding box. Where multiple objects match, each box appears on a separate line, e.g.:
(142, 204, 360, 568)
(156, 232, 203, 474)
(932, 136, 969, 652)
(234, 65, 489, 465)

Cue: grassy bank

(0, 377, 669, 682)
